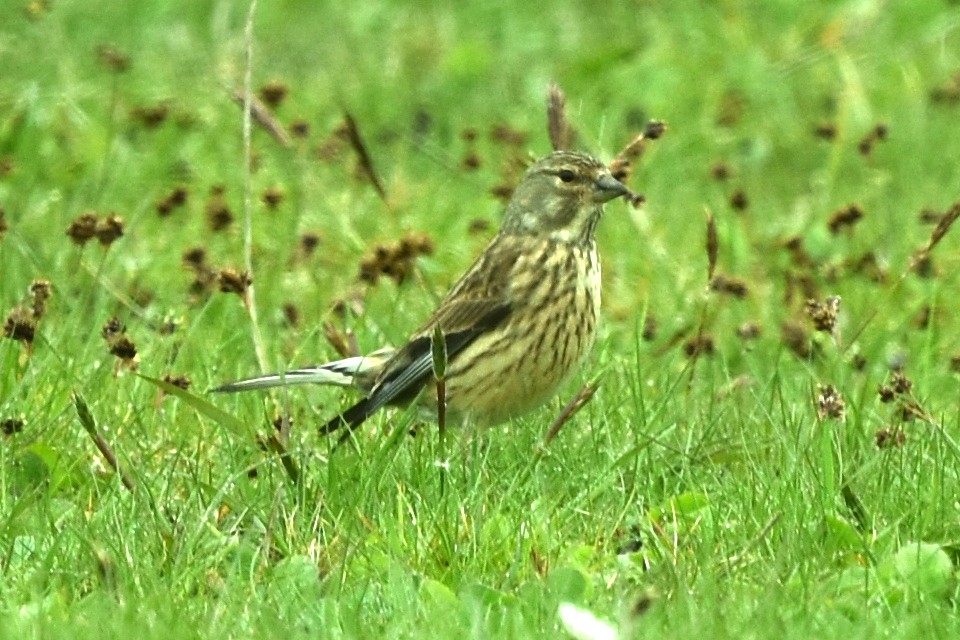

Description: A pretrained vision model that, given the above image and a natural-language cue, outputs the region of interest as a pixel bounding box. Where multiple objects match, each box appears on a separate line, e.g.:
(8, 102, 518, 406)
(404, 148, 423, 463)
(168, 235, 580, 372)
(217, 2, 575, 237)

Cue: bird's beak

(593, 173, 629, 203)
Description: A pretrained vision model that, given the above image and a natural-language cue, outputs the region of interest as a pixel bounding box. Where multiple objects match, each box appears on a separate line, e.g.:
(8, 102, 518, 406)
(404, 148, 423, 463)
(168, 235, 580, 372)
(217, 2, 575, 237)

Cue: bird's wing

(318, 297, 511, 434)
(319, 234, 522, 435)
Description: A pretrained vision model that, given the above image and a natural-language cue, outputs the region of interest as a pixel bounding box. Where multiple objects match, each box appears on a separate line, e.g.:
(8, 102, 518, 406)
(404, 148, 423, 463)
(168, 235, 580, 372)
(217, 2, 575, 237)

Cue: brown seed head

(950, 353, 960, 373)
(642, 314, 657, 342)
(710, 274, 749, 298)
(462, 152, 481, 170)
(289, 119, 310, 139)
(29, 279, 52, 319)
(95, 213, 125, 246)
(162, 374, 192, 390)
(783, 236, 813, 268)
(930, 72, 960, 104)
(258, 81, 289, 109)
(399, 231, 434, 257)
(205, 193, 233, 231)
(217, 269, 252, 295)
(299, 232, 321, 257)
(2, 418, 25, 436)
(851, 354, 867, 371)
(490, 183, 515, 203)
(468, 218, 491, 235)
(875, 427, 906, 449)
(857, 123, 888, 156)
(96, 44, 130, 72)
(131, 103, 169, 128)
(848, 251, 887, 284)
(109, 335, 138, 361)
(66, 212, 99, 246)
(683, 335, 715, 358)
(3, 306, 35, 344)
(358, 232, 435, 285)
(710, 162, 732, 181)
(644, 120, 666, 139)
(805, 296, 840, 333)
(182, 247, 208, 271)
(736, 322, 762, 340)
(814, 122, 837, 140)
(911, 254, 937, 279)
(890, 370, 913, 395)
(729, 189, 748, 211)
(156, 187, 188, 216)
(828, 205, 864, 234)
(816, 384, 846, 421)
(261, 185, 284, 209)
(490, 123, 527, 146)
(101, 316, 125, 341)
(282, 303, 300, 328)
(877, 384, 896, 403)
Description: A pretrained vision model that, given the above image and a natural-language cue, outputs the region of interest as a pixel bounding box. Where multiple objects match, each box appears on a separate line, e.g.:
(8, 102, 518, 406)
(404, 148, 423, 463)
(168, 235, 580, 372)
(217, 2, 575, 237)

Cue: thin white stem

(242, 0, 268, 371)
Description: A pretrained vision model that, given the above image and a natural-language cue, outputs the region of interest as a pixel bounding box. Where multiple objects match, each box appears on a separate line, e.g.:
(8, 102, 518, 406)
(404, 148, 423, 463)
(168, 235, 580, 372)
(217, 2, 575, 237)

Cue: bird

(212, 150, 630, 436)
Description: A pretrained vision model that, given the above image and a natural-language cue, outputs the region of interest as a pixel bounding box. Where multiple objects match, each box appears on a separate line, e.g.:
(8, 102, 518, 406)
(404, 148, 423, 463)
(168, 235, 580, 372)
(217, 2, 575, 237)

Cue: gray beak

(593, 173, 629, 203)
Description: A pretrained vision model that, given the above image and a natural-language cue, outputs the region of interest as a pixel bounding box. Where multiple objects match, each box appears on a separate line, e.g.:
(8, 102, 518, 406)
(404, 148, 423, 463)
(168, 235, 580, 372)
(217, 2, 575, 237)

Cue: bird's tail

(211, 348, 393, 393)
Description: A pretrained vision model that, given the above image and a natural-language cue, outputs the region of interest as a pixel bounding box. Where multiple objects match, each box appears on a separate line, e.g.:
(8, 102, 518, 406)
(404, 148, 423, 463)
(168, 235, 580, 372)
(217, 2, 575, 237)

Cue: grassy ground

(2, 0, 960, 638)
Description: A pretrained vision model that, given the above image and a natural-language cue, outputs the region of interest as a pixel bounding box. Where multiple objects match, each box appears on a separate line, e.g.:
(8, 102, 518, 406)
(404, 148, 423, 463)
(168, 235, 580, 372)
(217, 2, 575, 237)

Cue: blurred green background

(2, 1, 960, 638)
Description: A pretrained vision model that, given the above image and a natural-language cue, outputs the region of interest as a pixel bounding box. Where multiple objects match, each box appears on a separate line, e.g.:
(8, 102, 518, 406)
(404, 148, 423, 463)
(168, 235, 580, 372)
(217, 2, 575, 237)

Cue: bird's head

(500, 151, 628, 244)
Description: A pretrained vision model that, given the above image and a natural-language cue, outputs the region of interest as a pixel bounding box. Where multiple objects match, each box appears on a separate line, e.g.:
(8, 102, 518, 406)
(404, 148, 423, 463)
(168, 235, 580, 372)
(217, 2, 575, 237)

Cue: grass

(2, 0, 960, 637)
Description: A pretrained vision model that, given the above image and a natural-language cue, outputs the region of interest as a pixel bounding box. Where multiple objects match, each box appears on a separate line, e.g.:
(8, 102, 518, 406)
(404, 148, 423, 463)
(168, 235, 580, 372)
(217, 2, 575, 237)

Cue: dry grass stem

(543, 381, 600, 445)
(340, 112, 388, 202)
(230, 88, 292, 147)
(547, 82, 574, 151)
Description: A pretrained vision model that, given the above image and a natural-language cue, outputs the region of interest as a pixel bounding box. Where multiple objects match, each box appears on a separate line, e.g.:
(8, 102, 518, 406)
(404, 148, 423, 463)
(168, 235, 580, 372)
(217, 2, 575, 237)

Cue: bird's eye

(558, 169, 576, 183)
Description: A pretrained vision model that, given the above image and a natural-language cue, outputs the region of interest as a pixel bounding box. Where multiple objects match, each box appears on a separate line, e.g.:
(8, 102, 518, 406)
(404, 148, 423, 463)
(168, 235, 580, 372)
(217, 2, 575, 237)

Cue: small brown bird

(213, 150, 630, 435)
